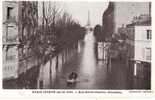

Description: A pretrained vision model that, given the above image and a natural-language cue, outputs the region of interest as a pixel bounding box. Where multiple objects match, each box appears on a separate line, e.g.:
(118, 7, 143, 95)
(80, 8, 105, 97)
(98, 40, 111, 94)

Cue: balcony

(7, 36, 18, 42)
(3, 35, 20, 45)
(3, 16, 17, 25)
(146, 55, 151, 61)
(3, 61, 18, 80)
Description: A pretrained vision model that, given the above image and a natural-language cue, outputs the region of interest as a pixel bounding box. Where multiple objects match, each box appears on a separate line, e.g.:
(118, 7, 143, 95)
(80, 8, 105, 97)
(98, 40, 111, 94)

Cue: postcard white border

(0, 0, 155, 99)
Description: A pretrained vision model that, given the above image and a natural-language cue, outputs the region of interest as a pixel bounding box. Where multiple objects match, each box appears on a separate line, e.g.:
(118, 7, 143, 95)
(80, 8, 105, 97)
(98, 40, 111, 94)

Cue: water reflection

(37, 31, 109, 89)
(36, 30, 151, 89)
(76, 32, 97, 88)
(80, 32, 96, 76)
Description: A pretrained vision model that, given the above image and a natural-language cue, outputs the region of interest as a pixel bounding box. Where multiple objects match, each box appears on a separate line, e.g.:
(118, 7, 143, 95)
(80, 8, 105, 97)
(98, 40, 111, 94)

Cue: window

(39, 80, 43, 89)
(6, 47, 16, 61)
(146, 48, 151, 60)
(7, 7, 13, 20)
(6, 26, 16, 42)
(147, 30, 151, 40)
(6, 53, 16, 61)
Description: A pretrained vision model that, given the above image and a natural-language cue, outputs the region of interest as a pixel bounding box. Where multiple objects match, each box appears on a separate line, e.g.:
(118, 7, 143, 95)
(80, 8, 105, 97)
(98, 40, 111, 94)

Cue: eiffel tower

(86, 10, 92, 32)
(87, 10, 91, 26)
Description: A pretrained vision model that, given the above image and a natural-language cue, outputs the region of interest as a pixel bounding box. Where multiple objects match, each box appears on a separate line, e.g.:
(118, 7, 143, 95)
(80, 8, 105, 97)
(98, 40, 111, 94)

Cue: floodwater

(38, 31, 150, 89)
(3, 31, 150, 89)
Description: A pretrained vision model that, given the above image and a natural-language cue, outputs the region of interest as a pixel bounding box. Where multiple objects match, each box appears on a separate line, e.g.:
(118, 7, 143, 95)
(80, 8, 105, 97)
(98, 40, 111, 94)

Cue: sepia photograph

(2, 0, 151, 90)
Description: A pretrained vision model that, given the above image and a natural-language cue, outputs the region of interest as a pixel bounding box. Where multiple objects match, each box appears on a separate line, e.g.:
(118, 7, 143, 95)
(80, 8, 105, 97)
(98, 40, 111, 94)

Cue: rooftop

(126, 18, 151, 27)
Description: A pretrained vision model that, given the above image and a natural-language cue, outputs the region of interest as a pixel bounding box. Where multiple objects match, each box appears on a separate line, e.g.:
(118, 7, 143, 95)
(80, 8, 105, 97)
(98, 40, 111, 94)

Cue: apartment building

(2, 1, 38, 88)
(3, 1, 20, 80)
(126, 15, 151, 78)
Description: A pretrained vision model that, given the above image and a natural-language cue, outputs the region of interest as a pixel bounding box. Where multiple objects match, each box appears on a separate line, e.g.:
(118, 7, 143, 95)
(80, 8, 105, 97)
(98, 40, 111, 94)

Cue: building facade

(126, 18, 151, 78)
(3, 1, 20, 80)
(2, 1, 38, 88)
(102, 2, 115, 41)
(102, 2, 151, 80)
(102, 2, 150, 40)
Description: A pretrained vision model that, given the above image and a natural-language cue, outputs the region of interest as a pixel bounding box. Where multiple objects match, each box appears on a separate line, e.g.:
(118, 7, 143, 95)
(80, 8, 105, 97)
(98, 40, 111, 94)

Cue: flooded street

(50, 32, 98, 89)
(51, 32, 111, 89)
(3, 31, 150, 89)
(48, 31, 150, 89)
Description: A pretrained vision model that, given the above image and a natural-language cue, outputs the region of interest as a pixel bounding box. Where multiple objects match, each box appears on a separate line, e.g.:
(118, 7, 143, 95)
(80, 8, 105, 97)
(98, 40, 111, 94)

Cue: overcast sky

(64, 2, 109, 27)
(39, 1, 108, 26)
(38, 2, 109, 27)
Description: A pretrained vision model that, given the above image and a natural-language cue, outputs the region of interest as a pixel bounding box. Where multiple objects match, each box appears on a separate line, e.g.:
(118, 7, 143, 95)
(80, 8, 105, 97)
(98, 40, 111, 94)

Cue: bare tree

(37, 1, 86, 63)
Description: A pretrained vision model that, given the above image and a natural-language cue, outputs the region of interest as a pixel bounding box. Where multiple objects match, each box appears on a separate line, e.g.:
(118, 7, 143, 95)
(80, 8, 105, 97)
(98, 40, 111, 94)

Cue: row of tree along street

(12, 2, 87, 89)
(20, 2, 86, 65)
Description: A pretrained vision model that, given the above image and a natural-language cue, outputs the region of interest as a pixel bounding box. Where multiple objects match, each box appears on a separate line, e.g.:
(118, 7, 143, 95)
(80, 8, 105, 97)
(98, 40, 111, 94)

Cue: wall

(134, 26, 151, 62)
(2, 1, 19, 80)
(102, 2, 114, 41)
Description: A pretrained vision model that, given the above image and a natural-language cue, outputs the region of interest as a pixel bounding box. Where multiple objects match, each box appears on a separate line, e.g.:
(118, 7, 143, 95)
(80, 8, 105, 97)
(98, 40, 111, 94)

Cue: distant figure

(67, 72, 78, 84)
(69, 72, 78, 80)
